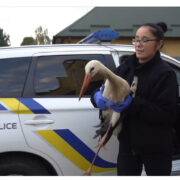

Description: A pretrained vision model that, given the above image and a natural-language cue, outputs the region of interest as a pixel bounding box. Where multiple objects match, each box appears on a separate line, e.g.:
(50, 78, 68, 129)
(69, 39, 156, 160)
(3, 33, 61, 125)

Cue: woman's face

(134, 26, 163, 63)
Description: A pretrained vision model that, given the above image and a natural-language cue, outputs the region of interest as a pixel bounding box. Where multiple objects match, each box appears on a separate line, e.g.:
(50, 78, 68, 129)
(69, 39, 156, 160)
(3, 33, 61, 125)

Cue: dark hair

(142, 22, 167, 40)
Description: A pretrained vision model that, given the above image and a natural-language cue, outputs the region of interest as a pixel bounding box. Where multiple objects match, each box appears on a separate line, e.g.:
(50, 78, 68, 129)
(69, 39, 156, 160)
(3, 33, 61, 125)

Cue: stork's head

(79, 60, 102, 100)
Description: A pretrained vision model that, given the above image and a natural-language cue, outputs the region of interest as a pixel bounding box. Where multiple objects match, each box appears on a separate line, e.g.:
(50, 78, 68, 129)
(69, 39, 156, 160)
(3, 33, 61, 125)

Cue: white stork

(79, 60, 131, 175)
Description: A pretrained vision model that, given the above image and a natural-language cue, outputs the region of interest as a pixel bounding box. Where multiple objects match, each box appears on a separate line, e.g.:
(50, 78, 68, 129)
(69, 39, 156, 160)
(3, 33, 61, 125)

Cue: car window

(34, 55, 105, 97)
(118, 52, 133, 65)
(119, 55, 131, 65)
(0, 57, 30, 97)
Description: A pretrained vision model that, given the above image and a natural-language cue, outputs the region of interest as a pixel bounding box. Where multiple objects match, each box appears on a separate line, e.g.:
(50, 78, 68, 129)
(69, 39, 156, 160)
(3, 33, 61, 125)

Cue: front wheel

(0, 154, 51, 176)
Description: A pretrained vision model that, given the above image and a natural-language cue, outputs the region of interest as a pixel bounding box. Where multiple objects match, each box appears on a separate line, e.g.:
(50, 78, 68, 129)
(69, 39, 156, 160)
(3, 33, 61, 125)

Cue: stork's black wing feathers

(93, 111, 127, 146)
(93, 120, 108, 139)
(93, 110, 108, 139)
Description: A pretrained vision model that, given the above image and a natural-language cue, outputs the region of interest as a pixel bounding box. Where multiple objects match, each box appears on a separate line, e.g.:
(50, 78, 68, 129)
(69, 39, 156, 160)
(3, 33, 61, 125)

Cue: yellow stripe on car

(37, 130, 116, 173)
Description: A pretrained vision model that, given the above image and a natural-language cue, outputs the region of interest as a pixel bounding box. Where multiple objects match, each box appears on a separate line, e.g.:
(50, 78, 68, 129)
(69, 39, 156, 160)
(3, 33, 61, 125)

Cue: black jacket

(115, 52, 179, 155)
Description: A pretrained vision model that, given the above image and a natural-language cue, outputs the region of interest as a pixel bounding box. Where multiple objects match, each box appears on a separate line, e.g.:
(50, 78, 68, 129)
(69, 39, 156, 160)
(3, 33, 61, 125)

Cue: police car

(0, 30, 179, 175)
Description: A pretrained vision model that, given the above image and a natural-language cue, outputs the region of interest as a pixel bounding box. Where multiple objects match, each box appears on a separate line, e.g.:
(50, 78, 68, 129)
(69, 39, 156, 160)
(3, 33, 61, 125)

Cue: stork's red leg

(83, 125, 112, 176)
(83, 146, 101, 176)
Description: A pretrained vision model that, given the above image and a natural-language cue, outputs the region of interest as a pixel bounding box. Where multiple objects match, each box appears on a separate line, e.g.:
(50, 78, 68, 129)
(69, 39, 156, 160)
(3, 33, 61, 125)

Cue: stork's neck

(100, 65, 124, 85)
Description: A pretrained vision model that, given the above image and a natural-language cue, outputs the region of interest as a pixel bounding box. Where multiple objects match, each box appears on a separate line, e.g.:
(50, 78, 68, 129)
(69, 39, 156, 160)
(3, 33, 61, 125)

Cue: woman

(115, 22, 179, 175)
(91, 22, 179, 175)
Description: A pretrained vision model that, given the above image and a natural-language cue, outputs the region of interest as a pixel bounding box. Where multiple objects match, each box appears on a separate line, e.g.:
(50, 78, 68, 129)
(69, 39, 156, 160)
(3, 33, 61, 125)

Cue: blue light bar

(78, 29, 119, 44)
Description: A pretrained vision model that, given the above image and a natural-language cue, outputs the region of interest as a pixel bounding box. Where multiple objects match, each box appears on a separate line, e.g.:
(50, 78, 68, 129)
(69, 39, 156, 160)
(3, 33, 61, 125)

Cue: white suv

(0, 44, 179, 175)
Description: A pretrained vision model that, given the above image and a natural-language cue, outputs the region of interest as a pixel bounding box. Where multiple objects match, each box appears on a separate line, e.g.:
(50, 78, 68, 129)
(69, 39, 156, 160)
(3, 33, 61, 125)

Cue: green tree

(0, 28, 10, 46)
(35, 26, 51, 45)
(21, 37, 36, 46)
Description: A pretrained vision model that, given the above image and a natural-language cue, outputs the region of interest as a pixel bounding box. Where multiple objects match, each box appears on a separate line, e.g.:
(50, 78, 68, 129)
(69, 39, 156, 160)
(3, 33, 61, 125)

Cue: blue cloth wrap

(94, 85, 132, 112)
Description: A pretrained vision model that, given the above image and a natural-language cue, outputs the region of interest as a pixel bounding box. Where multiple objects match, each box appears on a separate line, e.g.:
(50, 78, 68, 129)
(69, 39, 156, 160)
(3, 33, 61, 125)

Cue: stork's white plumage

(79, 60, 131, 175)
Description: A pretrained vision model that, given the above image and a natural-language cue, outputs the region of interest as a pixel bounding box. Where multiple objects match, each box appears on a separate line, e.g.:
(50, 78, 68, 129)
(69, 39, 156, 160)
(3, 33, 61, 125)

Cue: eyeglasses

(132, 38, 158, 45)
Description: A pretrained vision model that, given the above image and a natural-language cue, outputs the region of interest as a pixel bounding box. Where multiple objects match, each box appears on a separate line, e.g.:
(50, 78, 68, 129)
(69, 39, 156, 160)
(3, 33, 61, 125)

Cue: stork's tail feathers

(93, 134, 99, 139)
(93, 123, 102, 128)
(93, 123, 114, 147)
(93, 121, 109, 139)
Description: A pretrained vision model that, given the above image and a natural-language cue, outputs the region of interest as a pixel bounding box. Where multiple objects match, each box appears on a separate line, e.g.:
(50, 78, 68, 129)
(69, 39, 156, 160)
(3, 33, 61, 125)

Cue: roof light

(78, 29, 119, 44)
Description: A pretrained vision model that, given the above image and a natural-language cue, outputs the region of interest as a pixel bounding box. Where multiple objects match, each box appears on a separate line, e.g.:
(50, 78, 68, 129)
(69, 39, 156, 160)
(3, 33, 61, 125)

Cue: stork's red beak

(79, 75, 92, 101)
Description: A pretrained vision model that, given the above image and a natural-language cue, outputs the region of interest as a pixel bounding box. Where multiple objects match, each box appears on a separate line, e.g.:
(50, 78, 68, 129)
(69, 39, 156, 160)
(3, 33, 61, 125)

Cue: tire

(0, 154, 51, 176)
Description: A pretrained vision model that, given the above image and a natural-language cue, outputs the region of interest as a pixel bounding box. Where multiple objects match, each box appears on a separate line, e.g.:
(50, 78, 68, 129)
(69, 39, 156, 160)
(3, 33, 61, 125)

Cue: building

(53, 7, 180, 58)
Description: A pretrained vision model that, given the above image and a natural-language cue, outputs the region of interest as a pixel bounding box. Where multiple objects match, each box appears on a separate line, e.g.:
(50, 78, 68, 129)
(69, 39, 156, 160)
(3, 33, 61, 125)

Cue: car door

(0, 57, 31, 152)
(19, 52, 119, 175)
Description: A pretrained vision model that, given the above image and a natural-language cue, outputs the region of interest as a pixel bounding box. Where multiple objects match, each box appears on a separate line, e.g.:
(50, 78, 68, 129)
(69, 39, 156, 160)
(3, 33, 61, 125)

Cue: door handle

(24, 119, 54, 125)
